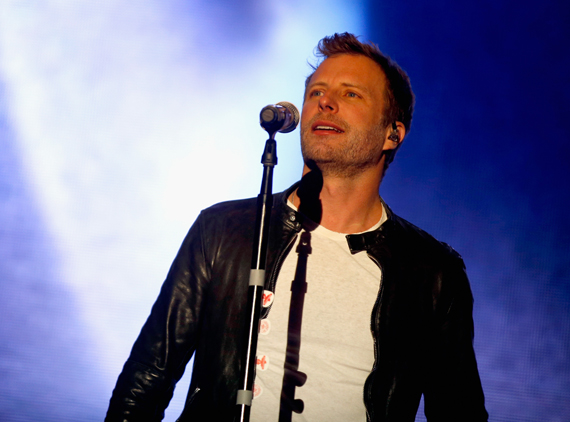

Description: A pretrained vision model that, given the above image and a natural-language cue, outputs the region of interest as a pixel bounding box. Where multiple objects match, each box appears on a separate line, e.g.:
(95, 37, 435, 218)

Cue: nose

(318, 92, 338, 113)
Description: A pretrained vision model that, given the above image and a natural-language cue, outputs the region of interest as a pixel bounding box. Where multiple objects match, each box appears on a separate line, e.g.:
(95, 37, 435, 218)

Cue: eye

(346, 91, 359, 98)
(309, 90, 323, 97)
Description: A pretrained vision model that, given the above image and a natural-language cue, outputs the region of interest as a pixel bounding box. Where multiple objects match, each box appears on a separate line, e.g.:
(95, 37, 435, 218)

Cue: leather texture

(105, 183, 488, 422)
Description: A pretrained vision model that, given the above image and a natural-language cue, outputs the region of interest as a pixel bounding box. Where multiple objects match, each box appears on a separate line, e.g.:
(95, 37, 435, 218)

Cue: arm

(423, 255, 488, 421)
(105, 214, 211, 421)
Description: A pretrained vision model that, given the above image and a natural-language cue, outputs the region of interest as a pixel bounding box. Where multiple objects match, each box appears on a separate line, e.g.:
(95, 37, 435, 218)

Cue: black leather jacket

(106, 184, 488, 422)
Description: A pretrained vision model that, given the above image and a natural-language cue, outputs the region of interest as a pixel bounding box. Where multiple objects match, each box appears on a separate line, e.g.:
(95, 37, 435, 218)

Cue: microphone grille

(276, 101, 300, 132)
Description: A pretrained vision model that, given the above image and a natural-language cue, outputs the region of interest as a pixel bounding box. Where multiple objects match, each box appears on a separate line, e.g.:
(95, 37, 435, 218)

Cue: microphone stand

(235, 130, 278, 422)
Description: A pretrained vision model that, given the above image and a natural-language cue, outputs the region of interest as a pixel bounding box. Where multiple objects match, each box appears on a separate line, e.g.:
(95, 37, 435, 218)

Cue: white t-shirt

(250, 203, 386, 421)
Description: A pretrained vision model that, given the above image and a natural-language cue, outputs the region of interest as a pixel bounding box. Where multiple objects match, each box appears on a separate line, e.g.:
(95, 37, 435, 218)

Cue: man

(106, 33, 488, 421)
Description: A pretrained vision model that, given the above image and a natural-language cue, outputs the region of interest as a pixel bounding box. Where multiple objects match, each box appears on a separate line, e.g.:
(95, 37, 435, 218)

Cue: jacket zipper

(365, 254, 385, 422)
(268, 227, 300, 292)
(261, 225, 299, 319)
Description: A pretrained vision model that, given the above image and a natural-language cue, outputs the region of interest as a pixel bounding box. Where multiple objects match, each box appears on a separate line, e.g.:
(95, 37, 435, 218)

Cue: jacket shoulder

(200, 196, 257, 218)
(199, 189, 290, 220)
(388, 212, 463, 264)
(193, 190, 293, 255)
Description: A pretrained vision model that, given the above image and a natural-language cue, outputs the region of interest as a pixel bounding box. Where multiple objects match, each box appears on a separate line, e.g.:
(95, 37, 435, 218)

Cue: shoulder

(200, 196, 257, 219)
(380, 208, 464, 271)
(393, 213, 460, 257)
(380, 208, 473, 309)
(198, 189, 291, 221)
(194, 189, 292, 238)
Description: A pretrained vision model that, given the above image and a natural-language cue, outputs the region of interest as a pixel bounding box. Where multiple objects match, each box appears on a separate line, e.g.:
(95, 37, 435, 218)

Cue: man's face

(301, 54, 391, 178)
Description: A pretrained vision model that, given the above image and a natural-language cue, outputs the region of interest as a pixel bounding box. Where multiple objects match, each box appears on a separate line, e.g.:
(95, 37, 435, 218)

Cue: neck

(291, 164, 385, 234)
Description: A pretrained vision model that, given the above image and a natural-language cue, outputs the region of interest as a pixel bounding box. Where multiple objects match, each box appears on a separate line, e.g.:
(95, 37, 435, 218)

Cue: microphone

(260, 102, 300, 134)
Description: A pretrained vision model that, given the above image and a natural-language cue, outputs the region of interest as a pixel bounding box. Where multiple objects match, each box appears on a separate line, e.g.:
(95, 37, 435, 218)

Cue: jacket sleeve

(105, 213, 211, 421)
(423, 253, 488, 422)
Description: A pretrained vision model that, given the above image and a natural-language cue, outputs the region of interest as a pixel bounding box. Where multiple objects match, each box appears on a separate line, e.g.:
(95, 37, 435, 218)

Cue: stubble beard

(300, 115, 387, 178)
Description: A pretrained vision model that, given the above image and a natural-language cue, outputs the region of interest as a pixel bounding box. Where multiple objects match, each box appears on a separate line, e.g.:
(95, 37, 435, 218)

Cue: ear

(383, 122, 406, 151)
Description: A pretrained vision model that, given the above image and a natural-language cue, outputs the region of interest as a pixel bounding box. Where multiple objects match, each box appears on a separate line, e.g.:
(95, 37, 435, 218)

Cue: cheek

(361, 112, 384, 133)
(300, 105, 315, 130)
(301, 100, 314, 117)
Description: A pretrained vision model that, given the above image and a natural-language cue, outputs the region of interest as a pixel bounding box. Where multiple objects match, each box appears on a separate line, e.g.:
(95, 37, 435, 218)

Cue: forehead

(309, 54, 387, 94)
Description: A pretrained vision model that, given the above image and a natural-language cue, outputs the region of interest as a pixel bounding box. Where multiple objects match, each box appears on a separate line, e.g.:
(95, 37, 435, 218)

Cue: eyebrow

(307, 81, 372, 95)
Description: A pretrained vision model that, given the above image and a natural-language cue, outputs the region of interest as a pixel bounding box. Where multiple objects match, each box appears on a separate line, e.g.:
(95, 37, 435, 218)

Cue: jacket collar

(278, 182, 397, 254)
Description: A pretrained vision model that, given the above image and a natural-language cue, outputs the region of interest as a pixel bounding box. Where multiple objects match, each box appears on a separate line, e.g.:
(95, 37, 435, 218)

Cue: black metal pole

(235, 134, 277, 422)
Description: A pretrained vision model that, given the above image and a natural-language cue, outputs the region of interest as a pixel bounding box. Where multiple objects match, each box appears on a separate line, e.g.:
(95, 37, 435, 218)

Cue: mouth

(311, 120, 345, 134)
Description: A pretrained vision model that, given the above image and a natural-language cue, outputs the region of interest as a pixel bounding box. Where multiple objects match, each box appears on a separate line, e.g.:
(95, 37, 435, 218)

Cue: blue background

(371, 1, 570, 420)
(0, 1, 568, 421)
